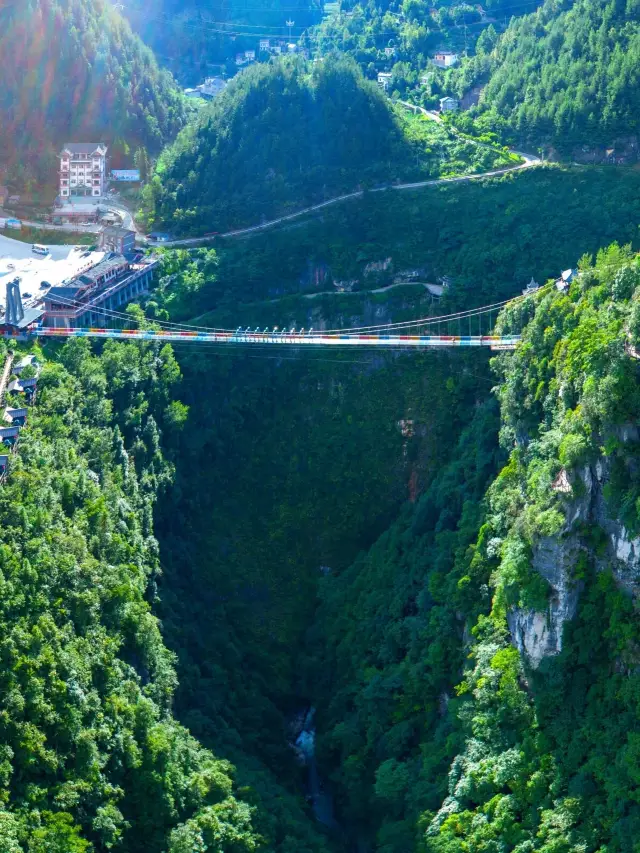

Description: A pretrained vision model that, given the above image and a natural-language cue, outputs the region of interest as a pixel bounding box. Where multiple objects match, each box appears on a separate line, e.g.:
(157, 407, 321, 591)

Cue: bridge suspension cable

(45, 279, 544, 340)
(30, 282, 540, 350)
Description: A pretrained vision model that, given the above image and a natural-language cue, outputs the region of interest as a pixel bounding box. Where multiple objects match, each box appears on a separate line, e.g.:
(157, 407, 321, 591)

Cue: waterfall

(294, 707, 336, 828)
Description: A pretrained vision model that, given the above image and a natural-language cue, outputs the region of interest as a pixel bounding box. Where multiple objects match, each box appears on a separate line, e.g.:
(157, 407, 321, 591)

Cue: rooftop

(46, 285, 83, 301)
(61, 143, 107, 155)
(53, 203, 103, 215)
(102, 225, 135, 239)
(76, 253, 128, 284)
(15, 354, 38, 369)
(14, 308, 45, 329)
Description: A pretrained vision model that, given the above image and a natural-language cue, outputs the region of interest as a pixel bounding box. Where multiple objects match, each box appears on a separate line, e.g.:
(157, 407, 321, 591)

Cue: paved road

(0, 196, 136, 237)
(160, 148, 541, 248)
(1, 129, 540, 250)
(0, 208, 101, 235)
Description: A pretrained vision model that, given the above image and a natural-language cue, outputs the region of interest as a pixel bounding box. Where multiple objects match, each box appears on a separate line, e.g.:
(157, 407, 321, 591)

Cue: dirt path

(0, 352, 14, 406)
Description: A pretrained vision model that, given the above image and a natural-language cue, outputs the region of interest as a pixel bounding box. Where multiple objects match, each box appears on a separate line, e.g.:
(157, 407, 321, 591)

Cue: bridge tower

(5, 279, 24, 327)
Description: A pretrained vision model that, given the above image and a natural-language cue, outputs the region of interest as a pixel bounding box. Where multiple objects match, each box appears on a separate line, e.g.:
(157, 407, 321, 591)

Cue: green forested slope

(0, 0, 186, 185)
(146, 56, 406, 233)
(0, 335, 338, 852)
(475, 0, 640, 148)
(0, 337, 263, 851)
(308, 245, 640, 851)
(143, 55, 514, 234)
(138, 167, 640, 853)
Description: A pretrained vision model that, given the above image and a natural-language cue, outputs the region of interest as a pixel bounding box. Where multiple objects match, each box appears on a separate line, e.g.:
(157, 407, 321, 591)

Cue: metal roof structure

(15, 308, 45, 329)
(47, 286, 83, 301)
(102, 225, 135, 239)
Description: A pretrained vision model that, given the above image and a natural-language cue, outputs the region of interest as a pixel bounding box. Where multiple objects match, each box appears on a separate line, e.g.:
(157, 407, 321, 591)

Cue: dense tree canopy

(0, 337, 269, 851)
(475, 0, 640, 148)
(0, 0, 187, 186)
(143, 54, 515, 233)
(304, 245, 640, 851)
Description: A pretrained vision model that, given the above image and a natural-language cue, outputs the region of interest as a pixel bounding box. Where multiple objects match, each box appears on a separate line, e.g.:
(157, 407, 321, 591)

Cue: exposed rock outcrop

(508, 535, 583, 667)
(508, 426, 640, 666)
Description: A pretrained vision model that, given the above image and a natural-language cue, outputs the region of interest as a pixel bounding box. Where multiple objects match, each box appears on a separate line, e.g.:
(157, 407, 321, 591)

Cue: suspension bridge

(33, 326, 521, 348)
(1, 278, 537, 350)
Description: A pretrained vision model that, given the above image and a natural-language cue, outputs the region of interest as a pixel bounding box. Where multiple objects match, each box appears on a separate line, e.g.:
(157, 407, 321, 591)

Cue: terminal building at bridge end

(0, 240, 159, 333)
(43, 252, 158, 328)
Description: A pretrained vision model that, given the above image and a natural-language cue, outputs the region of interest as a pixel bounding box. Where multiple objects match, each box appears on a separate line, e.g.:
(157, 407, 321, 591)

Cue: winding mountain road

(157, 102, 540, 247)
(159, 149, 541, 248)
(1, 122, 540, 249)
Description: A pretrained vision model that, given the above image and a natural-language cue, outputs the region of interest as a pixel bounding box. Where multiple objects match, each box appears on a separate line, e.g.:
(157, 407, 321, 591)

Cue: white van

(32, 244, 49, 256)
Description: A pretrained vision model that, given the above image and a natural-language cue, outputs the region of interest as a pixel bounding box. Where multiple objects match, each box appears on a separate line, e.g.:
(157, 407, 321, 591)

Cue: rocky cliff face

(508, 535, 583, 667)
(509, 426, 640, 667)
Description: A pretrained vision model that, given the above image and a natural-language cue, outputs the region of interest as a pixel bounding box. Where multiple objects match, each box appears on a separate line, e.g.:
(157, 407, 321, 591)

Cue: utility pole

(286, 18, 295, 41)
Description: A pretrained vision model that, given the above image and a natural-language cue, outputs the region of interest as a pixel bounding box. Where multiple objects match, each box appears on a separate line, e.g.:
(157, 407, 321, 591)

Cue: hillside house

(259, 39, 270, 50)
(44, 253, 158, 328)
(4, 408, 27, 426)
(13, 354, 39, 376)
(8, 376, 37, 402)
(432, 51, 459, 68)
(439, 96, 459, 113)
(59, 143, 108, 199)
(185, 81, 223, 100)
(556, 269, 577, 291)
(245, 50, 256, 61)
(204, 77, 227, 97)
(52, 203, 100, 225)
(0, 426, 20, 448)
(384, 46, 396, 57)
(377, 72, 393, 90)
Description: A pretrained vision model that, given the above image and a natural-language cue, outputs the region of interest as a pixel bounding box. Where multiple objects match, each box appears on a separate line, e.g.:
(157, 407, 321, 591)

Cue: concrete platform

(0, 233, 105, 313)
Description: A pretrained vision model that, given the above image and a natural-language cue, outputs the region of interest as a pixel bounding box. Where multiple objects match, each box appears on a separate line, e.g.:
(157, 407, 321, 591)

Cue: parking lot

(0, 233, 105, 312)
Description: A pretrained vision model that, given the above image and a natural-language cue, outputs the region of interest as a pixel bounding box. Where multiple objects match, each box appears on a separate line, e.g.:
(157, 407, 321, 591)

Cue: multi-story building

(59, 143, 108, 199)
(439, 96, 460, 113)
(43, 252, 159, 328)
(432, 51, 459, 68)
(100, 226, 136, 255)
